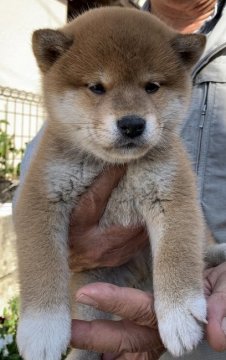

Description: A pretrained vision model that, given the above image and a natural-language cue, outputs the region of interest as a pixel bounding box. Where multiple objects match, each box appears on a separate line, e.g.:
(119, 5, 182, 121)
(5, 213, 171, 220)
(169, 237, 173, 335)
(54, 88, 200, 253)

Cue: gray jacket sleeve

(19, 125, 45, 185)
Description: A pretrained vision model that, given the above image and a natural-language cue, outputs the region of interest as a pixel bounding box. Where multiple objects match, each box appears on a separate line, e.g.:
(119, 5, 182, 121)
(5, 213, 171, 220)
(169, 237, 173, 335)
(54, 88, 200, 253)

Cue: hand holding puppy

(69, 266, 226, 359)
(71, 283, 165, 360)
(69, 166, 148, 272)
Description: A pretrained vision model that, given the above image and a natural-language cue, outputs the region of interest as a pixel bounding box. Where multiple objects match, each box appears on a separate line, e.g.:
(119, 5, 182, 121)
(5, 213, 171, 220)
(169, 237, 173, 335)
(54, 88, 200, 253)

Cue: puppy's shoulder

(19, 130, 103, 206)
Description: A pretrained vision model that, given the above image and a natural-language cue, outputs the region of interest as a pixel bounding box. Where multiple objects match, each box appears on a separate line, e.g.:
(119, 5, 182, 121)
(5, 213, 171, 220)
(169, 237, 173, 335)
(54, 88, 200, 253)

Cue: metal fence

(0, 86, 44, 179)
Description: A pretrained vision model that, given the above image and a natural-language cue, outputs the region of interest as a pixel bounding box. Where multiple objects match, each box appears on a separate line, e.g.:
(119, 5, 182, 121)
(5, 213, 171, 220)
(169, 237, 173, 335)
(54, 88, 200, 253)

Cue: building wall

(0, 0, 67, 93)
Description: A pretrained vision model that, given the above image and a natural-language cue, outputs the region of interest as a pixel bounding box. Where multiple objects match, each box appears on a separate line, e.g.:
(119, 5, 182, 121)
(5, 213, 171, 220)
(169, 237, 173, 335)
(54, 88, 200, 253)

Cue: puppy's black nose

(117, 116, 146, 138)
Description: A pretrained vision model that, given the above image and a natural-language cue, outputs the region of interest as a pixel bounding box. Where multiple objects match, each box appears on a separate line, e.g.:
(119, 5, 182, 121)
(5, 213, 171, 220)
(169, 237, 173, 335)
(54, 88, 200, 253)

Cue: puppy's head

(33, 7, 205, 163)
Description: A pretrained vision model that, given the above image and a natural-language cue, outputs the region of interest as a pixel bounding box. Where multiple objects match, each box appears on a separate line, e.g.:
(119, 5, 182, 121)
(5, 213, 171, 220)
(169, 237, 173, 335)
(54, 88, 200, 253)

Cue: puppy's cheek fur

(159, 91, 191, 131)
(142, 115, 163, 148)
(45, 91, 83, 129)
(46, 92, 115, 157)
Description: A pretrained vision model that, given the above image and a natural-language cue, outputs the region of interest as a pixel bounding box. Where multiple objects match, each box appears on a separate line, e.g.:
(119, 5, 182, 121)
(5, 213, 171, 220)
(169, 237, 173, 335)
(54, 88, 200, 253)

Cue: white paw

(17, 307, 71, 360)
(156, 295, 207, 357)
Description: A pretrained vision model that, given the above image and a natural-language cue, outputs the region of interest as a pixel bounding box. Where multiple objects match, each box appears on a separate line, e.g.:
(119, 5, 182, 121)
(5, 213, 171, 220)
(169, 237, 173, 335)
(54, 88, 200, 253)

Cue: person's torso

(181, 8, 226, 244)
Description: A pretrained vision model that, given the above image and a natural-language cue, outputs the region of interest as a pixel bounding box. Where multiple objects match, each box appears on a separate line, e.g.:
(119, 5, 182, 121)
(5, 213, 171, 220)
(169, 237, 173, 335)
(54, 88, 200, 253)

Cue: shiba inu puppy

(14, 6, 226, 360)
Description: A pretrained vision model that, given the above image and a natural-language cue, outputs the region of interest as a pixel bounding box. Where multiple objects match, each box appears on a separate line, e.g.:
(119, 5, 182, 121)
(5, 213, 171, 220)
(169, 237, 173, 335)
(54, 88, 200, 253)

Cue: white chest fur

(44, 152, 176, 228)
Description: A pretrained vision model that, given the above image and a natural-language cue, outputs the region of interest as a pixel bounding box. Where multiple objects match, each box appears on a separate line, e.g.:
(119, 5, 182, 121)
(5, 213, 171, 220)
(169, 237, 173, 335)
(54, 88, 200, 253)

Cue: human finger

(75, 283, 157, 328)
(71, 319, 163, 354)
(70, 165, 126, 227)
(205, 263, 226, 351)
(69, 226, 147, 272)
(103, 351, 161, 360)
(204, 262, 226, 293)
(206, 293, 226, 351)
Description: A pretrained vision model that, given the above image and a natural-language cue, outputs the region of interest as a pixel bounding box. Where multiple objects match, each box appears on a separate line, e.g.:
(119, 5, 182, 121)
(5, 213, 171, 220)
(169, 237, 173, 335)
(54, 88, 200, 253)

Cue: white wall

(0, 0, 67, 94)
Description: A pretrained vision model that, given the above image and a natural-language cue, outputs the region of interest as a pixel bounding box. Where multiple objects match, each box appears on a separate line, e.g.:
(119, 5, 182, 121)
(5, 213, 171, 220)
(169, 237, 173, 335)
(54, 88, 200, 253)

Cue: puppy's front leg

(14, 195, 71, 360)
(145, 198, 207, 357)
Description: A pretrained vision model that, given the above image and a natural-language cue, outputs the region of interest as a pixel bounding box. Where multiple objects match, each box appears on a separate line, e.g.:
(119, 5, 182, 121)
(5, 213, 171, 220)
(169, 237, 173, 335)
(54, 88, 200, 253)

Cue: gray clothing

(182, 2, 226, 246)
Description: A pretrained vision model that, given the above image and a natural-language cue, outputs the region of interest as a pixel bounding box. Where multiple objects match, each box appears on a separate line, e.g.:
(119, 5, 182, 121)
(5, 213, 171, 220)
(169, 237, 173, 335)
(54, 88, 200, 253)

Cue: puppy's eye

(145, 82, 160, 94)
(88, 83, 106, 95)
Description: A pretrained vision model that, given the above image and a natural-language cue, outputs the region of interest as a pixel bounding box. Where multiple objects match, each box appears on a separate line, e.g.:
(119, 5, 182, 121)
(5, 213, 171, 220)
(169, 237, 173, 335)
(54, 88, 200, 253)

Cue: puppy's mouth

(116, 142, 138, 149)
(114, 138, 146, 150)
(95, 137, 150, 163)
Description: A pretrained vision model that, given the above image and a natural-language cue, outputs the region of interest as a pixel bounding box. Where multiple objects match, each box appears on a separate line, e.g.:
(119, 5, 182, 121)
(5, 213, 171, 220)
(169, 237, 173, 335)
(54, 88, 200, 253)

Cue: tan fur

(14, 7, 226, 360)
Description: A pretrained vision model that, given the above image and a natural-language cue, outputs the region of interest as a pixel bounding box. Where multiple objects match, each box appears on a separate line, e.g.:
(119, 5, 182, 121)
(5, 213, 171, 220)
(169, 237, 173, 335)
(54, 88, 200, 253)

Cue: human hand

(71, 283, 165, 359)
(69, 166, 148, 272)
(204, 262, 226, 351)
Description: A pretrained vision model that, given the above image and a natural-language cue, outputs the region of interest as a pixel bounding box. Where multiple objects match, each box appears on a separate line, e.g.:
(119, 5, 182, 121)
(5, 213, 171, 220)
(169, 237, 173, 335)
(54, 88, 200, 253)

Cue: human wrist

(151, 0, 217, 33)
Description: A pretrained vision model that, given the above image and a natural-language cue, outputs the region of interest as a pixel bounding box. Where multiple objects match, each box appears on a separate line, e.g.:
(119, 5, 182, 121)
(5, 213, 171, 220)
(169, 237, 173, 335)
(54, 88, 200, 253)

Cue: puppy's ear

(32, 29, 73, 73)
(171, 33, 206, 70)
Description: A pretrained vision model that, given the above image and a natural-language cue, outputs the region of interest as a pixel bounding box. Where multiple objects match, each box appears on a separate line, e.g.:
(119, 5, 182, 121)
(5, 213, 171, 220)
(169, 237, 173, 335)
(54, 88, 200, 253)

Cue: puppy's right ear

(171, 33, 206, 70)
(32, 29, 73, 73)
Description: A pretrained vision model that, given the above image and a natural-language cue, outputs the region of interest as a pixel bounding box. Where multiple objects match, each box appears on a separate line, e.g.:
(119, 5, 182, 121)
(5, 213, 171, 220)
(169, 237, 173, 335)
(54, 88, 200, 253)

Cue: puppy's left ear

(171, 33, 206, 70)
(32, 29, 73, 73)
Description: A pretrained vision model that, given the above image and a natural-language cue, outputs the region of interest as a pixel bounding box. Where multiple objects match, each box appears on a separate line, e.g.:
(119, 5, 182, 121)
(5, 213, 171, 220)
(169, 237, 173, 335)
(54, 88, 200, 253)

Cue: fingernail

(76, 294, 98, 308)
(222, 317, 226, 335)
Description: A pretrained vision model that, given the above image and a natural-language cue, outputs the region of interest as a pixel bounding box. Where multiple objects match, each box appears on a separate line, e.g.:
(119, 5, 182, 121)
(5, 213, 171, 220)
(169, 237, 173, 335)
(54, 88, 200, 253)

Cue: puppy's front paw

(156, 294, 207, 357)
(17, 308, 71, 360)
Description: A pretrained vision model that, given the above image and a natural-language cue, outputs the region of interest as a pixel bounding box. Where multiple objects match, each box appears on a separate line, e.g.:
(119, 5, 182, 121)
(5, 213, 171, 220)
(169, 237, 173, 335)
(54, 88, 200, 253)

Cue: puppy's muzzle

(117, 116, 146, 139)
